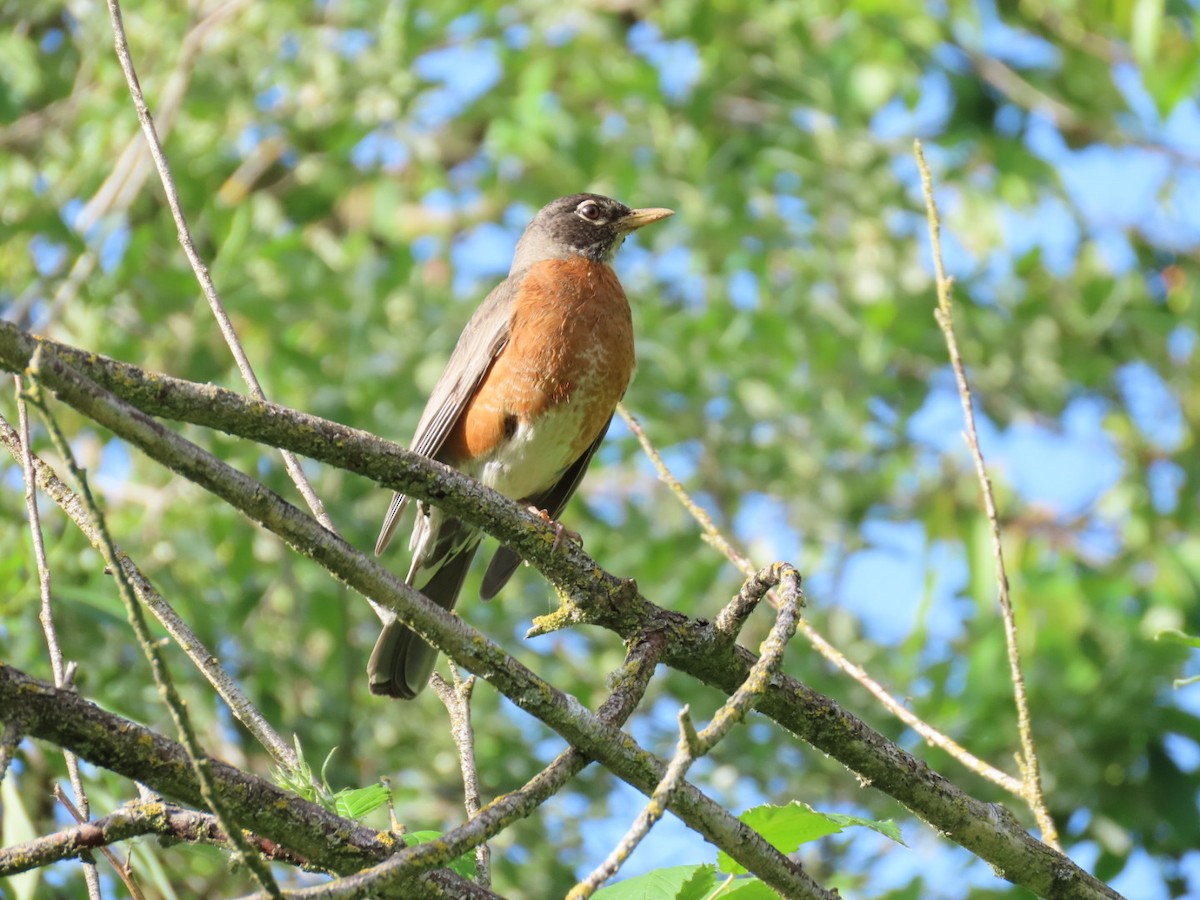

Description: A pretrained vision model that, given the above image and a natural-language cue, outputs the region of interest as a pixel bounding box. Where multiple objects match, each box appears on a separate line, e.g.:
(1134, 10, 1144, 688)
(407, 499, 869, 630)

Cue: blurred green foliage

(1, 0, 1198, 896)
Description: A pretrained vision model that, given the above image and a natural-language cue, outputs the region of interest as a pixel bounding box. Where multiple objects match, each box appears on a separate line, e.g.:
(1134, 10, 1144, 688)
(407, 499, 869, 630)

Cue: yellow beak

(617, 207, 675, 231)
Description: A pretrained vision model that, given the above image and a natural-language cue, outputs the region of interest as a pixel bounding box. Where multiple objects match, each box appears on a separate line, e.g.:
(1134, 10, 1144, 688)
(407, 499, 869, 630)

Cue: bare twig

(14, 376, 102, 899)
(3, 796, 312, 878)
(0, 413, 297, 771)
(430, 671, 490, 887)
(572, 565, 807, 898)
(963, 49, 1198, 167)
(618, 404, 1024, 794)
(23, 357, 282, 897)
(54, 785, 145, 899)
(103, 0, 335, 533)
(914, 139, 1057, 848)
(24, 0, 251, 328)
(618, 404, 754, 572)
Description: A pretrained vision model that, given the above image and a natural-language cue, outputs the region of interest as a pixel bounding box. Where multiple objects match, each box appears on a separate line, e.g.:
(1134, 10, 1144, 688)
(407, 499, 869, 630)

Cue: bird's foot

(527, 506, 583, 551)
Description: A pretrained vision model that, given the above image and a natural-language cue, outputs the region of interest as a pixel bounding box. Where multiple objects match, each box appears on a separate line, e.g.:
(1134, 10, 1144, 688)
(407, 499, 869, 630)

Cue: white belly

(476, 403, 590, 502)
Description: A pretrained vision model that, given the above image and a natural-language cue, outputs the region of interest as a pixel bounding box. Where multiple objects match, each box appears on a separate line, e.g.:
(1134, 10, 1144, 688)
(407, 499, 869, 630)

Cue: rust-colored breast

(442, 257, 635, 464)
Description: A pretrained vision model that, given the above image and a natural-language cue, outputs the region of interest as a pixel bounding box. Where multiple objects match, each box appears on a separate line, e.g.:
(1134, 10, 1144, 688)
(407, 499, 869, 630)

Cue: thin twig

(0, 413, 297, 771)
(34, 1, 250, 328)
(618, 404, 1023, 794)
(23, 357, 282, 897)
(570, 565, 806, 898)
(239, 636, 671, 900)
(913, 139, 1057, 848)
(3, 796, 310, 877)
(14, 376, 102, 899)
(54, 785, 145, 900)
(618, 404, 754, 573)
(430, 671, 490, 887)
(103, 0, 335, 533)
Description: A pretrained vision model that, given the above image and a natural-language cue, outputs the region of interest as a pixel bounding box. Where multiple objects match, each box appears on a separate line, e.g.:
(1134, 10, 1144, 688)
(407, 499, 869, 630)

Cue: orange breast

(442, 257, 635, 465)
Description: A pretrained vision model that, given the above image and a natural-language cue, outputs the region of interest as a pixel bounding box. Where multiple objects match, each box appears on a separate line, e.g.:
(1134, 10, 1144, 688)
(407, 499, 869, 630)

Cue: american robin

(370, 193, 673, 699)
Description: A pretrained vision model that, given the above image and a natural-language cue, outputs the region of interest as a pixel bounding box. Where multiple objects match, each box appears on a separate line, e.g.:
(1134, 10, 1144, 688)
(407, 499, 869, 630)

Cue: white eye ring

(577, 201, 602, 221)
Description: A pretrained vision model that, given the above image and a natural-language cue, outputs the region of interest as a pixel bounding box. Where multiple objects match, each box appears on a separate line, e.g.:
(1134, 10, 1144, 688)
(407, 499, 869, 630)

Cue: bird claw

(527, 506, 583, 551)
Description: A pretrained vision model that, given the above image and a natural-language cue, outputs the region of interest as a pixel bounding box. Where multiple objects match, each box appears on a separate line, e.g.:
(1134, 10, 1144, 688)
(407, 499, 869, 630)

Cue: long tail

(368, 517, 479, 699)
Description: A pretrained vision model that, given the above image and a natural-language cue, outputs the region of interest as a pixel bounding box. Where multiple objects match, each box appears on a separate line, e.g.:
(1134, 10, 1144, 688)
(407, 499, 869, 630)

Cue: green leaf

(593, 864, 716, 899)
(717, 802, 903, 874)
(720, 878, 778, 899)
(333, 784, 391, 819)
(1130, 0, 1164, 67)
(823, 812, 905, 844)
(401, 831, 479, 880)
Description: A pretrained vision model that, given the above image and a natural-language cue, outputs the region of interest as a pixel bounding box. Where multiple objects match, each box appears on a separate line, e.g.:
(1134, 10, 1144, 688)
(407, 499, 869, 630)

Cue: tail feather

(368, 518, 478, 699)
(481, 546, 523, 600)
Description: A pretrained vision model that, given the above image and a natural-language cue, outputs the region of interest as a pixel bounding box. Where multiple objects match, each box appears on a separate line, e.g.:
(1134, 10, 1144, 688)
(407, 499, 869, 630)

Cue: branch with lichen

(572, 565, 806, 898)
(0, 322, 1116, 897)
(239, 635, 669, 900)
(9, 347, 829, 898)
(23, 359, 282, 898)
(0, 798, 309, 877)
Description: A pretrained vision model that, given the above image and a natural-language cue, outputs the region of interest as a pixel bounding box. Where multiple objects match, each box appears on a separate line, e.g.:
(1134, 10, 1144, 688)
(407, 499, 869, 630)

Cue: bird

(369, 193, 673, 699)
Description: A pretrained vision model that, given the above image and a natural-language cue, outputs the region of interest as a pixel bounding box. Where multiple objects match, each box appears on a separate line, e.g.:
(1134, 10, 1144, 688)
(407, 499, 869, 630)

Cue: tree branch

(13, 378, 102, 898)
(619, 404, 1025, 796)
(0, 412, 297, 770)
(914, 139, 1057, 848)
(430, 671, 490, 887)
(572, 565, 804, 897)
(24, 361, 282, 898)
(104, 0, 334, 534)
(0, 321, 1119, 898)
(11, 346, 831, 898)
(0, 663, 486, 900)
(244, 634, 669, 899)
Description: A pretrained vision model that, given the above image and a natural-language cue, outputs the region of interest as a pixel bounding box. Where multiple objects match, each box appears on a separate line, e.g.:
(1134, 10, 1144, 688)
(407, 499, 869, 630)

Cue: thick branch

(13, 348, 828, 899)
(0, 799, 308, 875)
(249, 635, 669, 899)
(0, 322, 1119, 898)
(0, 663, 383, 873)
(0, 321, 630, 615)
(0, 663, 486, 900)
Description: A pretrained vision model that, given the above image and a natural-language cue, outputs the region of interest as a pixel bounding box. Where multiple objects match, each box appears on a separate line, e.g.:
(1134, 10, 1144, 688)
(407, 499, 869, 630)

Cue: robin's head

(512, 193, 673, 269)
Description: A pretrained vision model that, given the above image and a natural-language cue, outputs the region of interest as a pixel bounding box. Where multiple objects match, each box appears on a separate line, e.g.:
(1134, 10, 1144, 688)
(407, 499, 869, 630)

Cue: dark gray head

(511, 193, 673, 270)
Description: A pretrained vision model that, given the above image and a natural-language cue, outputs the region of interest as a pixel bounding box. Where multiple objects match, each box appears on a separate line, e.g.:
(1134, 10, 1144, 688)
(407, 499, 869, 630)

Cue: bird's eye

(577, 201, 601, 221)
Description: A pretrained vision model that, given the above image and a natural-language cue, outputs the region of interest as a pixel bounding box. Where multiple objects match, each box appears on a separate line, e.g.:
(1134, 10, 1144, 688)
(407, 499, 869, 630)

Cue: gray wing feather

(374, 276, 520, 556)
(479, 414, 614, 600)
